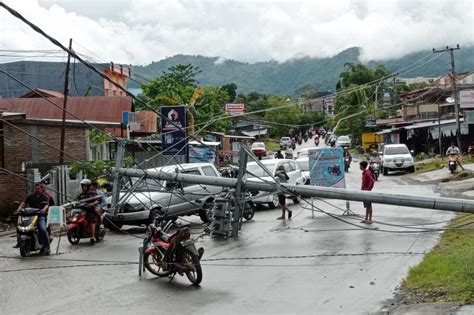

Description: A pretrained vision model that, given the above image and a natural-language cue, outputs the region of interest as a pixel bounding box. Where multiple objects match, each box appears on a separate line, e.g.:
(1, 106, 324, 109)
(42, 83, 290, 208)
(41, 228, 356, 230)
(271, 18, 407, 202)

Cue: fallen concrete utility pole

(117, 168, 474, 214)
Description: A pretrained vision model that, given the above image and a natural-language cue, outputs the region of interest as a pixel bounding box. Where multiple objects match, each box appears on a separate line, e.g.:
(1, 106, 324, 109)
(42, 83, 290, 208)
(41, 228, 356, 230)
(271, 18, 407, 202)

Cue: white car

(381, 144, 415, 175)
(336, 135, 352, 148)
(246, 159, 305, 208)
(106, 163, 222, 228)
(296, 147, 318, 184)
(280, 137, 292, 148)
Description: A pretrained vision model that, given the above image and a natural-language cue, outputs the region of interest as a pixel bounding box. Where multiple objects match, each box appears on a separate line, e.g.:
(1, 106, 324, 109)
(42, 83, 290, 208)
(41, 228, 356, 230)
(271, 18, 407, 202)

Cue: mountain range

(130, 46, 474, 95)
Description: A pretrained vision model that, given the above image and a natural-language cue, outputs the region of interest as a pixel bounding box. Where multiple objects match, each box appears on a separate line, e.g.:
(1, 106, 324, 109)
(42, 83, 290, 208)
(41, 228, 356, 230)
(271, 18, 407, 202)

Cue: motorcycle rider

(343, 147, 352, 162)
(369, 150, 381, 165)
(15, 182, 50, 254)
(285, 146, 294, 159)
(446, 142, 464, 170)
(275, 150, 284, 159)
(77, 179, 99, 244)
(90, 179, 107, 208)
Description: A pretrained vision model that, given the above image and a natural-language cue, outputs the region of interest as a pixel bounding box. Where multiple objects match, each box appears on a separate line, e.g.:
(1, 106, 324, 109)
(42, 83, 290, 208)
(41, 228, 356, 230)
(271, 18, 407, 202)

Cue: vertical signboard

(460, 89, 474, 109)
(160, 105, 187, 156)
(308, 147, 346, 188)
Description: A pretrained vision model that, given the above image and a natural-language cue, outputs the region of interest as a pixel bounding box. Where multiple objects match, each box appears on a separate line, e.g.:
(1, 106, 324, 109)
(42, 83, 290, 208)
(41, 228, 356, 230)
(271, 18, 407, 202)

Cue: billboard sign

(308, 147, 346, 188)
(464, 111, 474, 124)
(460, 89, 474, 108)
(225, 103, 245, 116)
(160, 106, 187, 156)
(189, 145, 215, 163)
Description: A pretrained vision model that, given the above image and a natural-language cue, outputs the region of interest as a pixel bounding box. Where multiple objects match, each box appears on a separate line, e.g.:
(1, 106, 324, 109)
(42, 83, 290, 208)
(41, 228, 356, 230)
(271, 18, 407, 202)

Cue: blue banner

(189, 145, 215, 163)
(160, 106, 187, 156)
(308, 147, 346, 188)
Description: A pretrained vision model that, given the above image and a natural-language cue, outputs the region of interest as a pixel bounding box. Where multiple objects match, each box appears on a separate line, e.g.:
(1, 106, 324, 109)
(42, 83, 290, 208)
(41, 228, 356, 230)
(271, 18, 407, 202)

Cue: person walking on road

(275, 165, 292, 220)
(360, 161, 375, 224)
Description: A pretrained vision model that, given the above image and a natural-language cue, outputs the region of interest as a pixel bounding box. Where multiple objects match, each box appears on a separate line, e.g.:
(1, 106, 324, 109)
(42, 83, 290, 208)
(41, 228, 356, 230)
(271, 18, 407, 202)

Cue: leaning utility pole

(59, 38, 73, 164)
(433, 45, 462, 151)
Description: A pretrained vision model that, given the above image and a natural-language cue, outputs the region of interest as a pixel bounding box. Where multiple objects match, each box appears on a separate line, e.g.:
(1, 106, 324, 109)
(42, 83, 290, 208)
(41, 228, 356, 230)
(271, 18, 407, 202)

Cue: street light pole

(433, 45, 462, 151)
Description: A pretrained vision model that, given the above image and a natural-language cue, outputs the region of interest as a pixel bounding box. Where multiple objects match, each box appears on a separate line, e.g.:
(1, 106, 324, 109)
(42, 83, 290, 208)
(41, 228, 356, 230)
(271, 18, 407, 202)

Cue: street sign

(464, 110, 474, 124)
(160, 105, 187, 156)
(308, 147, 346, 188)
(225, 103, 245, 116)
(366, 119, 377, 127)
(47, 206, 65, 227)
(460, 89, 474, 109)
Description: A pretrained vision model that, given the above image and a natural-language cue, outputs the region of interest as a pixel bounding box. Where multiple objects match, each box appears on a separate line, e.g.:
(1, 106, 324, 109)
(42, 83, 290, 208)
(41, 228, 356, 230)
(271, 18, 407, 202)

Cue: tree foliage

(264, 96, 302, 137)
(334, 64, 390, 139)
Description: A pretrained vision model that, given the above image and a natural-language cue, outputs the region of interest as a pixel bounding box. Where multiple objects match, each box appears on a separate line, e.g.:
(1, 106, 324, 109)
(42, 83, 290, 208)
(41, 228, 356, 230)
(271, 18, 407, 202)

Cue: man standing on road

(359, 161, 375, 224)
(275, 165, 292, 220)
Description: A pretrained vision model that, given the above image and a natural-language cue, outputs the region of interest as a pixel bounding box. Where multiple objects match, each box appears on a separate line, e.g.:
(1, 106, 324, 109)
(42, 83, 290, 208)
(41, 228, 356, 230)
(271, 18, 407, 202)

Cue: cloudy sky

(0, 0, 473, 65)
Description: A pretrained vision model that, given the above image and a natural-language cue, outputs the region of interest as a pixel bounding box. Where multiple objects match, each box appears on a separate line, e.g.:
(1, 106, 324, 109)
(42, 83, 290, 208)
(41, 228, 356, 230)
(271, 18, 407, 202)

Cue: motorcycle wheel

(143, 252, 171, 277)
(375, 172, 379, 181)
(67, 227, 80, 245)
(183, 249, 203, 285)
(199, 201, 214, 223)
(243, 202, 255, 221)
(19, 240, 30, 257)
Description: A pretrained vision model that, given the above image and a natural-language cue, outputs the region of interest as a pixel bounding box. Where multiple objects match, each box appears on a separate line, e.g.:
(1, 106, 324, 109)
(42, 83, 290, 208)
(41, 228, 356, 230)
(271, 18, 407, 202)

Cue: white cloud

(0, 0, 472, 65)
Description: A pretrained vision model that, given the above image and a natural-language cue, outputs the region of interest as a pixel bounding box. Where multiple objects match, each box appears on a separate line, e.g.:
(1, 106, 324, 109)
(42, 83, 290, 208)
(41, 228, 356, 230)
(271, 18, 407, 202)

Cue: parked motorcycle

(370, 162, 381, 180)
(67, 203, 106, 245)
(448, 154, 458, 174)
(142, 218, 204, 285)
(16, 208, 52, 257)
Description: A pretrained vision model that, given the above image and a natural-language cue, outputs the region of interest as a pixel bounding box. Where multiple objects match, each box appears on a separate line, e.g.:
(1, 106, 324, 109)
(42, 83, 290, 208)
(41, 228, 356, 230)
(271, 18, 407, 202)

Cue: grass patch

(440, 170, 474, 183)
(415, 159, 445, 173)
(402, 214, 474, 303)
(265, 139, 281, 152)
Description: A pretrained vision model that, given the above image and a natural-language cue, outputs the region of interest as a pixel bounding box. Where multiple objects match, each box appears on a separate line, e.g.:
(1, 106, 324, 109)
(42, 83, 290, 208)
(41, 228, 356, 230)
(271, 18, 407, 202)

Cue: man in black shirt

(15, 183, 50, 254)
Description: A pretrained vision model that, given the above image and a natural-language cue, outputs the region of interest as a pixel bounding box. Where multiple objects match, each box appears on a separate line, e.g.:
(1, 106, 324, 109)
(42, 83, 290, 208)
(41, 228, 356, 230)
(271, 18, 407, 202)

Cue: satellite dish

(446, 97, 455, 104)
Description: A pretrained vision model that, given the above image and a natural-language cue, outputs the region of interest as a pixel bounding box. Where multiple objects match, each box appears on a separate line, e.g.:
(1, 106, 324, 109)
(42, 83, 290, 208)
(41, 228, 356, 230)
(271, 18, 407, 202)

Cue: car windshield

(252, 142, 265, 148)
(338, 136, 350, 141)
(281, 137, 290, 141)
(385, 146, 410, 155)
(247, 163, 275, 177)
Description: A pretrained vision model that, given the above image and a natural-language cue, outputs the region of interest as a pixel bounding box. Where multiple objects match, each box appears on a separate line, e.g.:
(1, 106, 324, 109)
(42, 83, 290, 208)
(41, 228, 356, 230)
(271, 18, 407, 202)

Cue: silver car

(106, 163, 222, 228)
(246, 159, 305, 208)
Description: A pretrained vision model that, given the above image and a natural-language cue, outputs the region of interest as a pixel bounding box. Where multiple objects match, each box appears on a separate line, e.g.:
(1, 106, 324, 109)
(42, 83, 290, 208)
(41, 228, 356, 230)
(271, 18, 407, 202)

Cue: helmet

(80, 179, 91, 185)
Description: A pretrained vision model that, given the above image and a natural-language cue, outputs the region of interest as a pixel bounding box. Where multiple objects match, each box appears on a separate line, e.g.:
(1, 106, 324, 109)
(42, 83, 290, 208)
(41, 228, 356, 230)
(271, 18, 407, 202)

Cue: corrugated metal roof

(0, 96, 131, 121)
(20, 89, 64, 98)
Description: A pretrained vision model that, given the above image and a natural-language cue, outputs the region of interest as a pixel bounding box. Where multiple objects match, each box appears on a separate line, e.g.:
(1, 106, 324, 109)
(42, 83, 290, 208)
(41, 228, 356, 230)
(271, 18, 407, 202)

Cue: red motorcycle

(141, 218, 204, 285)
(67, 203, 106, 245)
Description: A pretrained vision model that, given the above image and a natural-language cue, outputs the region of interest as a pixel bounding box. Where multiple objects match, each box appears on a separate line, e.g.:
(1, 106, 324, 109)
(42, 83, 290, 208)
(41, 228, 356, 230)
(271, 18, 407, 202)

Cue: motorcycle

(297, 138, 302, 145)
(344, 157, 351, 172)
(67, 203, 106, 245)
(448, 154, 458, 174)
(141, 218, 204, 285)
(303, 135, 308, 143)
(16, 208, 52, 257)
(314, 138, 320, 146)
(370, 162, 381, 180)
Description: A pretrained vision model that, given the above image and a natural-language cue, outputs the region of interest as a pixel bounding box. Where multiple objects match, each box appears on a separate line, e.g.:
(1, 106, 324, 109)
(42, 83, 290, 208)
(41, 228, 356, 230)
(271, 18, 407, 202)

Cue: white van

(381, 144, 415, 175)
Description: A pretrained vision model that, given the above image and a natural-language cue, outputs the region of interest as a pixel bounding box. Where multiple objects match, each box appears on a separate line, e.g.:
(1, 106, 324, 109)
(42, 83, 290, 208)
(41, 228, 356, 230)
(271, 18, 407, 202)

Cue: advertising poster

(308, 147, 346, 188)
(160, 106, 187, 155)
(189, 145, 215, 163)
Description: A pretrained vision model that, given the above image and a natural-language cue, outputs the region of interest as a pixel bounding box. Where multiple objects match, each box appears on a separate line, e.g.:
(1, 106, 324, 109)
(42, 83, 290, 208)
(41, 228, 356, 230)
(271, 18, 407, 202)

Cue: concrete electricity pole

(59, 38, 73, 164)
(433, 45, 462, 151)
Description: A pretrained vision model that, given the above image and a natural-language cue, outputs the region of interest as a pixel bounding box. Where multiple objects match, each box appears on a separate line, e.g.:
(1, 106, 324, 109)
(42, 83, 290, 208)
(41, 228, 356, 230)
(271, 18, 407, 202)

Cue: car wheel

(408, 166, 415, 173)
(268, 194, 279, 209)
(383, 167, 388, 176)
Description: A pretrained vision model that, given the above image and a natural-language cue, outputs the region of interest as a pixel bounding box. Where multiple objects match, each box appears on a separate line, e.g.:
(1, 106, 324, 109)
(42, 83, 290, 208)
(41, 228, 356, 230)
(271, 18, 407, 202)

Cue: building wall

(0, 123, 88, 217)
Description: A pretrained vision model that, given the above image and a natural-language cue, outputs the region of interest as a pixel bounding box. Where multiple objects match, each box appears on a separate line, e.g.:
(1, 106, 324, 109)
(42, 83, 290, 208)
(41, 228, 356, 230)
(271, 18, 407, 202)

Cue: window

(384, 146, 409, 155)
(282, 162, 292, 173)
(202, 166, 218, 177)
(290, 161, 298, 171)
(181, 169, 200, 187)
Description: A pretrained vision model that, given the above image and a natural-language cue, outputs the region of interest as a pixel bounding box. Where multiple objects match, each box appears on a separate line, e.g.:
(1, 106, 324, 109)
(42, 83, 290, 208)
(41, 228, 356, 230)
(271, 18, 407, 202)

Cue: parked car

(105, 163, 223, 229)
(251, 142, 267, 157)
(246, 159, 305, 208)
(336, 135, 352, 148)
(381, 144, 415, 175)
(280, 137, 292, 148)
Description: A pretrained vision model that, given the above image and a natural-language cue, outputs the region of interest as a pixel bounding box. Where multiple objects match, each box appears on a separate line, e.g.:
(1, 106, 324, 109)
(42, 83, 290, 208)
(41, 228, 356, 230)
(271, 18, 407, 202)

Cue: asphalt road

(0, 140, 455, 314)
